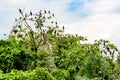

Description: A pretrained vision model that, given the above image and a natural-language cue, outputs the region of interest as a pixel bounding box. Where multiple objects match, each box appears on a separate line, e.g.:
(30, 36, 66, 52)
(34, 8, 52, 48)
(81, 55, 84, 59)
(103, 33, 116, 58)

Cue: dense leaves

(0, 67, 55, 80)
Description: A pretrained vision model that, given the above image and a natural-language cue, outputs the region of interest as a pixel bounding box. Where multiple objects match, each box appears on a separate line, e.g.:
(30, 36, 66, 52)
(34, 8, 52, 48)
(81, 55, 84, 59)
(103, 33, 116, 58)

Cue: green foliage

(51, 69, 70, 80)
(0, 67, 55, 80)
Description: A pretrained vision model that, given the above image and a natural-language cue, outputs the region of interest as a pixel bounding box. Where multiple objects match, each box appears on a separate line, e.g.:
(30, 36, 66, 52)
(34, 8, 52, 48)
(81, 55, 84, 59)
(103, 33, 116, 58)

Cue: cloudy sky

(0, 0, 120, 47)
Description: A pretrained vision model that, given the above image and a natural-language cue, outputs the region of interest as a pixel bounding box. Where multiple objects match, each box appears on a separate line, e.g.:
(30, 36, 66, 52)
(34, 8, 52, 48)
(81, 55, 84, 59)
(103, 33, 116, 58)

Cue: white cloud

(91, 0, 120, 13)
(66, 13, 120, 47)
(9, 0, 26, 4)
(80, 0, 120, 15)
(65, 13, 120, 39)
(64, 0, 120, 47)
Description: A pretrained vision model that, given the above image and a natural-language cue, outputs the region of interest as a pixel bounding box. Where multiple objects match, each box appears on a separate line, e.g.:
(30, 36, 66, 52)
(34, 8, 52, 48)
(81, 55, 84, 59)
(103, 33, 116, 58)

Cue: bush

(0, 67, 55, 80)
(51, 69, 70, 80)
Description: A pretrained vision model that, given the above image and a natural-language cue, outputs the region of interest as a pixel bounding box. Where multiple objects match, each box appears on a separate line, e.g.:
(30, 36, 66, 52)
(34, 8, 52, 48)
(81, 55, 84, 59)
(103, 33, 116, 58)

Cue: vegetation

(0, 9, 120, 80)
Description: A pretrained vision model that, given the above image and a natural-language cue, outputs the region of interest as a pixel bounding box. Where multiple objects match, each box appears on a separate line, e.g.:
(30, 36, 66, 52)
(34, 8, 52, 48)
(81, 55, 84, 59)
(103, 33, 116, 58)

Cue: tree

(10, 9, 64, 52)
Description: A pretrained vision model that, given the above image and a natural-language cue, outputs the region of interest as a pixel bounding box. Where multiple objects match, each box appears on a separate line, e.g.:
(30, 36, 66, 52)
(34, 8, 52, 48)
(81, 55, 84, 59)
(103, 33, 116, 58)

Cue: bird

(25, 13, 27, 18)
(30, 11, 32, 16)
(115, 48, 118, 52)
(63, 26, 65, 32)
(55, 22, 57, 25)
(18, 9, 22, 14)
(15, 18, 17, 21)
(48, 11, 50, 14)
(52, 14, 54, 17)
(13, 29, 18, 34)
(19, 17, 22, 20)
(44, 10, 46, 14)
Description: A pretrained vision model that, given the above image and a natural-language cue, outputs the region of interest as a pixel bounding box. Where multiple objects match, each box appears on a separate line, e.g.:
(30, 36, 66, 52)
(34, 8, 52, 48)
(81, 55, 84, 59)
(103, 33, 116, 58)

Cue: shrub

(0, 67, 55, 80)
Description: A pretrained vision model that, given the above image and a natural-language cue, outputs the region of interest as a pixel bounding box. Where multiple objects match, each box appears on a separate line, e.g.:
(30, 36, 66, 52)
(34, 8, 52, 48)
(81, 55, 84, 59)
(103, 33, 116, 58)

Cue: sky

(0, 0, 120, 48)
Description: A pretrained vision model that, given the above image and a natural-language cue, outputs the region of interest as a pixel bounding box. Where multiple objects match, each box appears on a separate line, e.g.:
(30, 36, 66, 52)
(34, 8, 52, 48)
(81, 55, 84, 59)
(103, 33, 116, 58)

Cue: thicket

(0, 9, 120, 80)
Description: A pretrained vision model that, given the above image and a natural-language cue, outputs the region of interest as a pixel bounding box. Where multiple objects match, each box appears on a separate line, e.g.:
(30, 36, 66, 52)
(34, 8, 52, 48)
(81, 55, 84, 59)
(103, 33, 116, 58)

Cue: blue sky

(67, 0, 84, 12)
(0, 0, 120, 48)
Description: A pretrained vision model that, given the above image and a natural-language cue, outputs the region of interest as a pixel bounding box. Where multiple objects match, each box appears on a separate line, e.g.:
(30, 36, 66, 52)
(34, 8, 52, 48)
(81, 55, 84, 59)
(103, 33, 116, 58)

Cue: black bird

(30, 11, 32, 16)
(110, 50, 112, 55)
(51, 21, 54, 24)
(103, 50, 107, 55)
(30, 18, 33, 20)
(15, 18, 17, 21)
(55, 22, 57, 25)
(39, 12, 41, 15)
(63, 26, 65, 32)
(20, 17, 22, 20)
(44, 10, 46, 14)
(13, 29, 18, 34)
(115, 48, 118, 52)
(103, 40, 105, 46)
(106, 45, 110, 52)
(18, 9, 22, 13)
(112, 50, 115, 55)
(52, 14, 54, 17)
(48, 11, 50, 14)
(25, 13, 27, 18)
